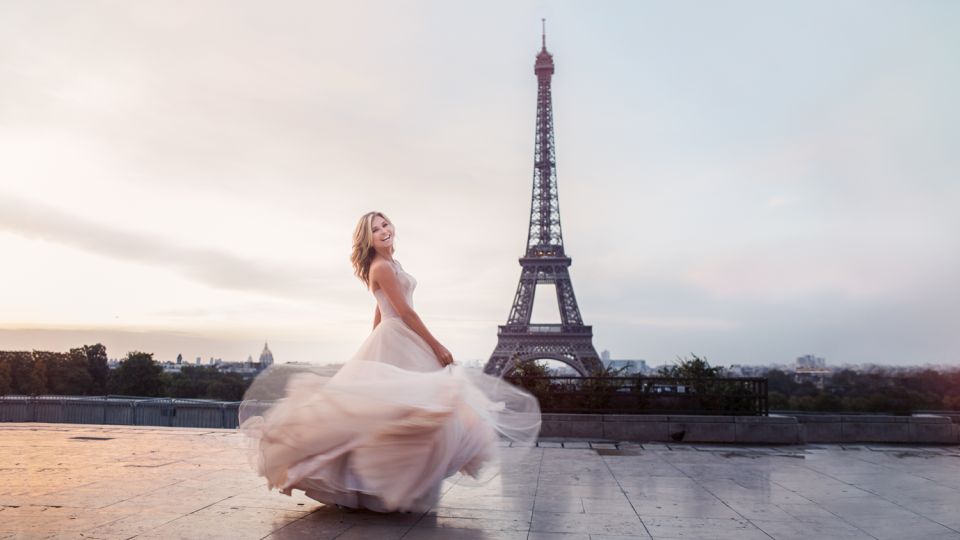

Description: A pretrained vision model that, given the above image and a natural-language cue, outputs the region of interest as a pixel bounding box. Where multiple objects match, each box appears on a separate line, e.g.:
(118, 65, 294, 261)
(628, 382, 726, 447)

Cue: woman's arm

(373, 305, 381, 330)
(369, 262, 454, 367)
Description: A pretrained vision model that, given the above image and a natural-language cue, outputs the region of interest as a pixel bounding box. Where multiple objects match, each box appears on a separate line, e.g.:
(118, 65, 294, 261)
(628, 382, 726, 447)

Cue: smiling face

(351, 211, 393, 285)
(370, 215, 395, 251)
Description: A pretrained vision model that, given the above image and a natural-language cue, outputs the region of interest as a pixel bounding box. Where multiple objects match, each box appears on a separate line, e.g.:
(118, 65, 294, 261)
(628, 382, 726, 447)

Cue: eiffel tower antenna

(484, 27, 602, 377)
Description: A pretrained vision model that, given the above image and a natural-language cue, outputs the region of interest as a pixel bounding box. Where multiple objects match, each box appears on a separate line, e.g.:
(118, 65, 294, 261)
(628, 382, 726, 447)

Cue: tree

(166, 366, 210, 398)
(108, 351, 165, 397)
(0, 351, 45, 395)
(657, 354, 725, 378)
(206, 374, 247, 401)
(0, 359, 11, 395)
(36, 350, 93, 395)
(505, 358, 557, 409)
(82, 343, 110, 394)
(765, 369, 798, 395)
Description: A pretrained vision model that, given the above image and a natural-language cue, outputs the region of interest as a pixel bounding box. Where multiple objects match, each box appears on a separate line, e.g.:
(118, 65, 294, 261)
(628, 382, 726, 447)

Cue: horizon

(2, 2, 959, 367)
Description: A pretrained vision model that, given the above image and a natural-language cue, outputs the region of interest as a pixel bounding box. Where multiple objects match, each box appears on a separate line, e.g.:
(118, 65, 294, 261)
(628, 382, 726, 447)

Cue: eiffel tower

(484, 24, 602, 377)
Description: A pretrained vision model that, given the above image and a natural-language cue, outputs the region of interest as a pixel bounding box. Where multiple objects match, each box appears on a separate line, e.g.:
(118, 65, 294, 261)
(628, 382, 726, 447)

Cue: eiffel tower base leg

(484, 331, 603, 376)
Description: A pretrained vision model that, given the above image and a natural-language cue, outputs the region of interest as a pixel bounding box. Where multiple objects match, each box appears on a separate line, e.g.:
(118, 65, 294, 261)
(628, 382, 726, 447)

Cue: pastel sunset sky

(1, 1, 958, 366)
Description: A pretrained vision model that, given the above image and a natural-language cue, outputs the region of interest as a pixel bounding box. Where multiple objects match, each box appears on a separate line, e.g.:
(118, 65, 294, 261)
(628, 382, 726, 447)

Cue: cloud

(0, 192, 344, 304)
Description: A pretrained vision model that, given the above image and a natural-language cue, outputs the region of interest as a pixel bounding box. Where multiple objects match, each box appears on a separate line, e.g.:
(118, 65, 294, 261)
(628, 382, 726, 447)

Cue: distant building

(795, 354, 831, 389)
(159, 360, 183, 374)
(797, 354, 827, 369)
(597, 349, 648, 374)
(602, 358, 648, 375)
(217, 362, 260, 376)
(259, 342, 274, 369)
(107, 344, 275, 379)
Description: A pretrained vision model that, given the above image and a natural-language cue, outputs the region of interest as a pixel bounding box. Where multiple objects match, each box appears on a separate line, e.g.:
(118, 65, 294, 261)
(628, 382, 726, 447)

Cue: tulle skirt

(238, 318, 541, 512)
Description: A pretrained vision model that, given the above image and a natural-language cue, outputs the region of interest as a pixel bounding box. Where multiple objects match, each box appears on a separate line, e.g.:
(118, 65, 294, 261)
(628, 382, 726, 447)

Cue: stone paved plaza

(3, 423, 960, 539)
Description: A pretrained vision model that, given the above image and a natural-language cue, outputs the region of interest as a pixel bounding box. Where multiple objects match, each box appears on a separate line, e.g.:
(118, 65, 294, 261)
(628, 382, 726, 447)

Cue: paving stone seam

(796, 457, 960, 536)
(258, 511, 320, 540)
(845, 446, 960, 497)
(596, 446, 654, 539)
(657, 448, 778, 540)
(763, 466, 886, 539)
(701, 444, 879, 537)
(526, 446, 546, 535)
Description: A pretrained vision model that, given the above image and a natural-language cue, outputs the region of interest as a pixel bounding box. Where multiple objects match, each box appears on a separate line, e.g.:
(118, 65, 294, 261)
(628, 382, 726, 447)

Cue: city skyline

(1, 2, 959, 366)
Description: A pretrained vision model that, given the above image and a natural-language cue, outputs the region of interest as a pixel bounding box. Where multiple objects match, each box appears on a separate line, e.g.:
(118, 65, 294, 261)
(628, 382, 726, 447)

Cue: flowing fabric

(239, 261, 541, 512)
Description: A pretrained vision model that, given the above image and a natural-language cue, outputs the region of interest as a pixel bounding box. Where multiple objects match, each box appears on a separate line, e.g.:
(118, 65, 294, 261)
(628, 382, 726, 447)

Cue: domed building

(258, 342, 274, 369)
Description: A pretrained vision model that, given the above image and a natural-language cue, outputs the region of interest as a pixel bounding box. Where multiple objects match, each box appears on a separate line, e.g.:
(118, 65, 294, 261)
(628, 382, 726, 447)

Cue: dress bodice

(372, 260, 416, 319)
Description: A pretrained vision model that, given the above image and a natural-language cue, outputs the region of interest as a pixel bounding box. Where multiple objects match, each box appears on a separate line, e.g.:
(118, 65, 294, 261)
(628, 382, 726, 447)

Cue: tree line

(766, 366, 960, 414)
(656, 358, 960, 413)
(507, 355, 960, 415)
(0, 345, 250, 402)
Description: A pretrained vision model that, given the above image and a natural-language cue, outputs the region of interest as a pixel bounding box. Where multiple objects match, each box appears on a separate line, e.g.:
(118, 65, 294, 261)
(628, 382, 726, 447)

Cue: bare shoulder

(369, 258, 391, 277)
(368, 259, 396, 290)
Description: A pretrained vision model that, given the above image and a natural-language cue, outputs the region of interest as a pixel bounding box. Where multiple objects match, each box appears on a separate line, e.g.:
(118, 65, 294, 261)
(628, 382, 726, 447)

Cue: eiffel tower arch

(485, 25, 602, 377)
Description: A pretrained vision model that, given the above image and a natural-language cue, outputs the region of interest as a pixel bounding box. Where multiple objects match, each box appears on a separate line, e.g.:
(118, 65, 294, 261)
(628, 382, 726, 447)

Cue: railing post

(762, 378, 769, 416)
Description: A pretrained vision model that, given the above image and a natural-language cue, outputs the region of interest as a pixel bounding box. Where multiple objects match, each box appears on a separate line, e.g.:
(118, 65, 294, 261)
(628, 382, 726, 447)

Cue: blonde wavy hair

(351, 211, 391, 287)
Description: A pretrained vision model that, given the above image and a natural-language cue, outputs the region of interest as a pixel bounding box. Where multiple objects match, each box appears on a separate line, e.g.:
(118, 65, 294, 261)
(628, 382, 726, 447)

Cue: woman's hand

(432, 343, 454, 367)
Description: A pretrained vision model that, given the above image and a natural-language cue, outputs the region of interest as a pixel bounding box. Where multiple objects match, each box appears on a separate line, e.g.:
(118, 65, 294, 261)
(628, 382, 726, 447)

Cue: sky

(1, 1, 958, 367)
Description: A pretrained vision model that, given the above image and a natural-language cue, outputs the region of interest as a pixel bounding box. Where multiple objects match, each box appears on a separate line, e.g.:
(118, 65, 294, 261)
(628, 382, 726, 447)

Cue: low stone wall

(4, 397, 959, 444)
(540, 413, 960, 444)
(795, 414, 958, 444)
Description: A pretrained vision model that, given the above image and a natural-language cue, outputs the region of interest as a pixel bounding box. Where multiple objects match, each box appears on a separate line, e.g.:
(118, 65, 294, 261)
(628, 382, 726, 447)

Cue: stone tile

(437, 494, 535, 512)
(724, 501, 797, 521)
(591, 536, 653, 540)
(538, 485, 628, 499)
(751, 519, 876, 540)
(581, 496, 637, 515)
(414, 515, 530, 532)
(261, 515, 353, 539)
(136, 505, 308, 539)
(304, 506, 421, 526)
(629, 498, 740, 519)
(623, 488, 718, 504)
(331, 524, 409, 540)
(534, 497, 584, 513)
(853, 516, 960, 540)
(528, 533, 590, 540)
(426, 506, 532, 521)
(407, 529, 529, 539)
(774, 502, 837, 519)
(531, 511, 644, 535)
(642, 516, 770, 540)
(79, 510, 184, 538)
(562, 441, 592, 449)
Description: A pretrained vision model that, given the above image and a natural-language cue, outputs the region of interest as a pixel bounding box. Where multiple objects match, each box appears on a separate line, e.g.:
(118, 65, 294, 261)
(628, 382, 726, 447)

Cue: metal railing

(0, 395, 241, 428)
(504, 376, 769, 416)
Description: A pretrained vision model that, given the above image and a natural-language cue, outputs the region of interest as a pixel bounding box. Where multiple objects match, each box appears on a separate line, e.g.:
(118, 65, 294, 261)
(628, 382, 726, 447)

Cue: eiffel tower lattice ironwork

(484, 24, 602, 377)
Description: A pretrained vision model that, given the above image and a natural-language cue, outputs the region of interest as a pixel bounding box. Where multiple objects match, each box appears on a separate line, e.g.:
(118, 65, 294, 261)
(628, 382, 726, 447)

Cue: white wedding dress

(238, 261, 541, 512)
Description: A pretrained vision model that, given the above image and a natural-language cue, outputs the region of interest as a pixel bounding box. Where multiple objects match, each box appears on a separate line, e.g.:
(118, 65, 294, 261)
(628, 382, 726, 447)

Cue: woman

(239, 211, 541, 513)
